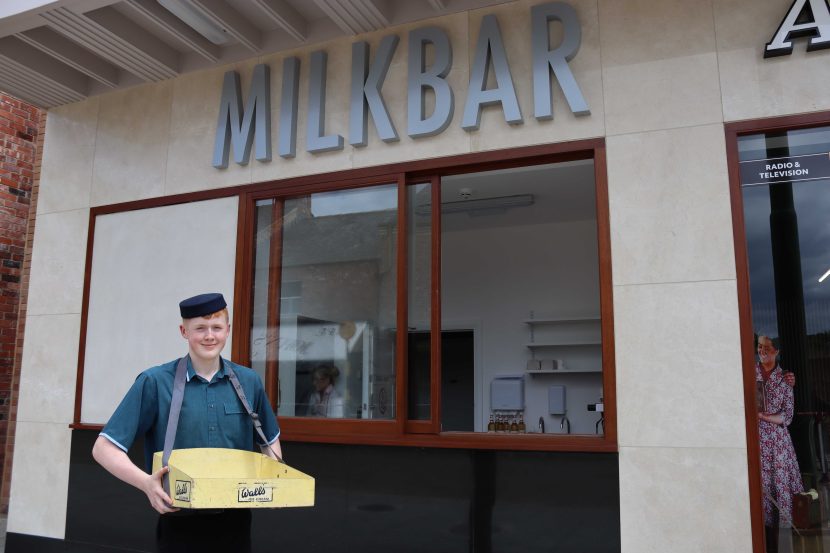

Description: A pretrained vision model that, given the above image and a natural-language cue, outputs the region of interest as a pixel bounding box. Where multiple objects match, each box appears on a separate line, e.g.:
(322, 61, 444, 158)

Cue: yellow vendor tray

(152, 448, 315, 509)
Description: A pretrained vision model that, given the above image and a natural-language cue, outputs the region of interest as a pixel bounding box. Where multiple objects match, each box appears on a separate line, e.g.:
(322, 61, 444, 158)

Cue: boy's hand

(143, 466, 180, 514)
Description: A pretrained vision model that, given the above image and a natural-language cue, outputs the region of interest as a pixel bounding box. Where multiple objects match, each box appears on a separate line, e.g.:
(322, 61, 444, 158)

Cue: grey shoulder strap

(161, 356, 188, 495)
(225, 365, 280, 459)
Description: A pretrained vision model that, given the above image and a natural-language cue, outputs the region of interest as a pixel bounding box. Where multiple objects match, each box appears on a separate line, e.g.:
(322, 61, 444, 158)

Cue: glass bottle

(488, 414, 495, 432)
(518, 415, 526, 433)
(510, 418, 518, 433)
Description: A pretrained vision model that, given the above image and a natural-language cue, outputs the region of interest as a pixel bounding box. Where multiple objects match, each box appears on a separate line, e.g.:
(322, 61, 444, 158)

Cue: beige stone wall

(9, 0, 828, 547)
(80, 198, 239, 424)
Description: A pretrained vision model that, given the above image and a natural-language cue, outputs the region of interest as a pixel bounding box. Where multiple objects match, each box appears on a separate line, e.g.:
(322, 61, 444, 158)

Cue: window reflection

(251, 185, 397, 419)
(276, 185, 398, 420)
(250, 199, 274, 383)
(408, 183, 432, 421)
(740, 125, 830, 550)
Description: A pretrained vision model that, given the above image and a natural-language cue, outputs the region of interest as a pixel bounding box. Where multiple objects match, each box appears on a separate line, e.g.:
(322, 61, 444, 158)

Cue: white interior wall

(442, 218, 601, 433)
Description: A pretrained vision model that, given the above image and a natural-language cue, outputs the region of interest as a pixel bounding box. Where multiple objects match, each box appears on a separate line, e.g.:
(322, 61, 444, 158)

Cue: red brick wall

(0, 94, 42, 514)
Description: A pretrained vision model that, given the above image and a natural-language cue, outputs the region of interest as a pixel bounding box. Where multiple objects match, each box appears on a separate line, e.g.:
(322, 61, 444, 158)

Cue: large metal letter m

(212, 64, 271, 168)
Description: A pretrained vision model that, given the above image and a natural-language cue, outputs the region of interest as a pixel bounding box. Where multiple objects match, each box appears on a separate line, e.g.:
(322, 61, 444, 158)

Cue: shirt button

(210, 426, 216, 431)
(209, 403, 214, 409)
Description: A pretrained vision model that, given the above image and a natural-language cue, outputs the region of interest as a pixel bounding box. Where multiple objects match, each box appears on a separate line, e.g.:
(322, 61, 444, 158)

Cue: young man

(92, 293, 281, 552)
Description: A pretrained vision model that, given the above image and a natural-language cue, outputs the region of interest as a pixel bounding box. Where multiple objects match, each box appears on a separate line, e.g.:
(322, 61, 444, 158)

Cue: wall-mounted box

(491, 376, 524, 410)
(548, 385, 566, 415)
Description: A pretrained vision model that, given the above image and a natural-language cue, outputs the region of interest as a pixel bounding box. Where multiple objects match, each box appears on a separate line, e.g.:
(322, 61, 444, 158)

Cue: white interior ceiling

(276, 159, 598, 267)
(0, 0, 512, 108)
(439, 159, 597, 231)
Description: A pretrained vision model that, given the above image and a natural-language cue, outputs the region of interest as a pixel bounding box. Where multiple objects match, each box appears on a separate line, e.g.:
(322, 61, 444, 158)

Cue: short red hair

(183, 308, 229, 322)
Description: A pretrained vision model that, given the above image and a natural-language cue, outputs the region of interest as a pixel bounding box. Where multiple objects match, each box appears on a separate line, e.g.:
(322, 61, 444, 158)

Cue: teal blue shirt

(100, 357, 280, 472)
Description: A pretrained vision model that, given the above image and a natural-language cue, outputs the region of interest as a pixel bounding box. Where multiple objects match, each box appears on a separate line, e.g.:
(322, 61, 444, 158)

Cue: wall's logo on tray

(174, 480, 191, 502)
(238, 485, 273, 503)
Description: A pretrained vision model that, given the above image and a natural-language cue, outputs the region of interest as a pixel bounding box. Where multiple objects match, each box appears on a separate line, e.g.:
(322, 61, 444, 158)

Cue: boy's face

(179, 315, 230, 363)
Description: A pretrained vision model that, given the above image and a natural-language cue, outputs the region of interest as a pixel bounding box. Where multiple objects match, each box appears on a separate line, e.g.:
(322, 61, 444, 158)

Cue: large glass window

(739, 125, 830, 551)
(247, 150, 611, 443)
(252, 185, 398, 420)
(438, 162, 603, 434)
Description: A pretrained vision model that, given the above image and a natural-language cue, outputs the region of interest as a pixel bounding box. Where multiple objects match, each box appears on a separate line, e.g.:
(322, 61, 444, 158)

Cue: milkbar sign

(765, 0, 830, 57)
(212, 1, 589, 169)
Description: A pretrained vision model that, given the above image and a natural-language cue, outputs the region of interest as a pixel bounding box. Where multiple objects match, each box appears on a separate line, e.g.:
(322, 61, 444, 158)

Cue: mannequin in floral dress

(756, 335, 803, 543)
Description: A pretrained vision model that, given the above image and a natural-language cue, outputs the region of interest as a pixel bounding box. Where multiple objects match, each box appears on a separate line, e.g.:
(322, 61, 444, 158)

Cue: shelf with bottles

(487, 410, 527, 433)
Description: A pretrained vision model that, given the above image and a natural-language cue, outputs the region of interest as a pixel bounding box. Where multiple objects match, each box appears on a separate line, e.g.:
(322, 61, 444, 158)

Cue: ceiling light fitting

(415, 194, 534, 216)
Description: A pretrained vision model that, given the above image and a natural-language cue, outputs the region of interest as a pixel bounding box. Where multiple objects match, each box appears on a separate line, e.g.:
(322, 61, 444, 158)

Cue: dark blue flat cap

(179, 293, 227, 319)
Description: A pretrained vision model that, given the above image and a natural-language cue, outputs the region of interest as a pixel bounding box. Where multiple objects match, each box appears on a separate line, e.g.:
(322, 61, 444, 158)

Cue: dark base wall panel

(6, 533, 134, 553)
(9, 430, 620, 553)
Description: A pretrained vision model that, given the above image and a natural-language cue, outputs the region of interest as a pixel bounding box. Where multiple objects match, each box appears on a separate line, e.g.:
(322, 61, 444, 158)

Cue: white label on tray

(237, 485, 273, 503)
(175, 480, 191, 502)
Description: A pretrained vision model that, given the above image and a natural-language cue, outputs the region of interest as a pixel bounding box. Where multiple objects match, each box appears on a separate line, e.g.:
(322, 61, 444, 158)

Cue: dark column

(766, 133, 809, 412)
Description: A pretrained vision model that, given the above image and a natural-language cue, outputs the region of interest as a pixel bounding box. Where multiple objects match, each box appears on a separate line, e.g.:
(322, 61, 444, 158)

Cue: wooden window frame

(71, 138, 617, 454)
(725, 110, 830, 553)
(403, 175, 442, 435)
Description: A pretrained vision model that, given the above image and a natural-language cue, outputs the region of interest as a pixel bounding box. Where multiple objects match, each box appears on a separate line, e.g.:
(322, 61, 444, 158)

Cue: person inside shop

(306, 362, 344, 418)
(756, 334, 802, 550)
(91, 293, 282, 553)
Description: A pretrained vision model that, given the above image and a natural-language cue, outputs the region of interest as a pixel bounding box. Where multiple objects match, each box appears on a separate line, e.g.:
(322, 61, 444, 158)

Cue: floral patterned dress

(757, 364, 803, 526)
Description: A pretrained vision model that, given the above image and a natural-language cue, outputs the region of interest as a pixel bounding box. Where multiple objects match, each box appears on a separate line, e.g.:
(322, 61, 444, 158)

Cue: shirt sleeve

(253, 377, 280, 445)
(100, 373, 158, 452)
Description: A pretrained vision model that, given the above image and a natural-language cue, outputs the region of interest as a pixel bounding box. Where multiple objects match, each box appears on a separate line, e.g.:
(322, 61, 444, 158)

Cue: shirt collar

(185, 356, 227, 383)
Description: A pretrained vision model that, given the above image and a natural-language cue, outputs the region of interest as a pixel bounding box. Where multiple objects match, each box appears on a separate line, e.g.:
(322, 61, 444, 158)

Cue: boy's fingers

(150, 466, 169, 485)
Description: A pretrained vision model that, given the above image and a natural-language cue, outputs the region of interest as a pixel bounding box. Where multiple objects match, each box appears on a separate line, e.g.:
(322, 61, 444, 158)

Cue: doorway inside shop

(408, 330, 475, 431)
